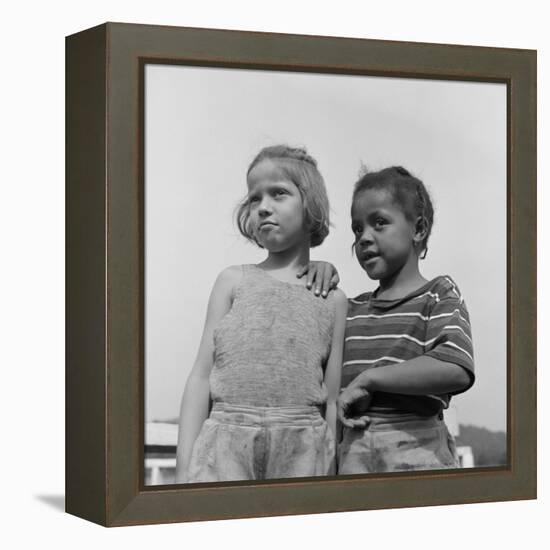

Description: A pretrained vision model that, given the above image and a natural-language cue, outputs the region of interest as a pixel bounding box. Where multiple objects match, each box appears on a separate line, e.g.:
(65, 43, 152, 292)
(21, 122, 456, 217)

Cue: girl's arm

(348, 356, 472, 396)
(338, 358, 471, 428)
(175, 266, 241, 483)
(322, 289, 348, 439)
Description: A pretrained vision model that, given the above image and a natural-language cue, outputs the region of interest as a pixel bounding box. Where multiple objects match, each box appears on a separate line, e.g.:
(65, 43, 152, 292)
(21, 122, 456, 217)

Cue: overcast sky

(145, 64, 506, 432)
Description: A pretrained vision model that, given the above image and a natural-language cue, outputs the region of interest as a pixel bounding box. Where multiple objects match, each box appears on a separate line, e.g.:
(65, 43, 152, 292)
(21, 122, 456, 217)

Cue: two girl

(176, 149, 475, 482)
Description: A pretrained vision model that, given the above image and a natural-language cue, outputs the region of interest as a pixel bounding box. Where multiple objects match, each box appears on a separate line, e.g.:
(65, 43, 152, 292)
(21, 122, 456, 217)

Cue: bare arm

(174, 266, 241, 483)
(338, 357, 471, 428)
(322, 289, 348, 439)
(354, 356, 472, 395)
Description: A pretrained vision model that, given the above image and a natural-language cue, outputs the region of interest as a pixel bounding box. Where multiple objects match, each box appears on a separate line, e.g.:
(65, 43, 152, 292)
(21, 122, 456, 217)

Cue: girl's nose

(258, 197, 273, 216)
(358, 228, 374, 246)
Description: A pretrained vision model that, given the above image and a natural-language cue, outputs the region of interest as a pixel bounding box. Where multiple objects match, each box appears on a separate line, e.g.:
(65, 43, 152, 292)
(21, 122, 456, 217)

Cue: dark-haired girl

(337, 166, 475, 474)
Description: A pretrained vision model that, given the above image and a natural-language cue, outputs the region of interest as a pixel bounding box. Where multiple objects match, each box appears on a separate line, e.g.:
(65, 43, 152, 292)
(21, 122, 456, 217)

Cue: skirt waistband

(210, 402, 325, 427)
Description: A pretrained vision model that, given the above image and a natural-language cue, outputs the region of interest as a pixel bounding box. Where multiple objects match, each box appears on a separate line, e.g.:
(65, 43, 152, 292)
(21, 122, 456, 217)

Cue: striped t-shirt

(343, 275, 475, 416)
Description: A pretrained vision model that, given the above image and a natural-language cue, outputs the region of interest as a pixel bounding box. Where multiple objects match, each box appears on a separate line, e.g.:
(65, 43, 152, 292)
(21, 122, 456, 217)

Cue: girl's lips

(361, 252, 379, 262)
(361, 253, 381, 270)
(259, 221, 277, 230)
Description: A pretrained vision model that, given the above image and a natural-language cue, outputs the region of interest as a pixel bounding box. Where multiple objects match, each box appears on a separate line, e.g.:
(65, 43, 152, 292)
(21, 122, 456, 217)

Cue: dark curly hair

(353, 166, 434, 258)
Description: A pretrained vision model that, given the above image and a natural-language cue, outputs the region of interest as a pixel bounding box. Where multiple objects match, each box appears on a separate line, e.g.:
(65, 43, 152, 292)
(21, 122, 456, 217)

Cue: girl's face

(351, 188, 417, 282)
(246, 159, 307, 252)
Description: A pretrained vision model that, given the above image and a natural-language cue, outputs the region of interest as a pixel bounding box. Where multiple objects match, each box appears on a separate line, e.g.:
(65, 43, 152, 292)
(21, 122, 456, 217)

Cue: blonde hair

(236, 145, 330, 248)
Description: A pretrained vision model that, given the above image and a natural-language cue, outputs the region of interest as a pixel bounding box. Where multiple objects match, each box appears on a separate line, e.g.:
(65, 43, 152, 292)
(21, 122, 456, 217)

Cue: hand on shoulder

(296, 260, 340, 297)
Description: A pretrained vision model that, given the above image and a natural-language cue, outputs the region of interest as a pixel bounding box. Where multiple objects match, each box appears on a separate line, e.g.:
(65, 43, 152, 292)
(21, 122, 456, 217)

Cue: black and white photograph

(5, 0, 546, 545)
(143, 64, 507, 486)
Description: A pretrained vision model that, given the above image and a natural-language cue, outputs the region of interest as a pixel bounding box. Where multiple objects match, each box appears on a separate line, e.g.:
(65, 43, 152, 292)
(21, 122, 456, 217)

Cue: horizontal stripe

(345, 340, 473, 364)
(349, 297, 369, 304)
(348, 312, 431, 321)
(350, 290, 443, 306)
(346, 334, 437, 347)
(344, 346, 419, 360)
(343, 356, 404, 367)
(444, 276, 464, 303)
(441, 341, 474, 362)
(345, 325, 430, 344)
(348, 309, 470, 327)
(411, 291, 440, 303)
(429, 309, 470, 326)
(442, 324, 473, 343)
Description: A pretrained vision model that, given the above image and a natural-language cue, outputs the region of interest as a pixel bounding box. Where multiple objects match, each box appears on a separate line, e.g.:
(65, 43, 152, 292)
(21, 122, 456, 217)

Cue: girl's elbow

(452, 365, 473, 392)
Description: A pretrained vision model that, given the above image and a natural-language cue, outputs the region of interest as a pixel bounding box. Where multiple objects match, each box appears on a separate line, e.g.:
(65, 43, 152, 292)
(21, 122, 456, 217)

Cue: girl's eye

(274, 189, 287, 197)
(248, 196, 260, 204)
(374, 218, 387, 227)
(351, 225, 362, 235)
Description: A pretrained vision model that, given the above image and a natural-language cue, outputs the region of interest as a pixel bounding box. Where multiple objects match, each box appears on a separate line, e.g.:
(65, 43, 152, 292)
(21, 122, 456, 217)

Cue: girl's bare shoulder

(218, 264, 244, 280)
(213, 265, 245, 295)
(331, 288, 348, 312)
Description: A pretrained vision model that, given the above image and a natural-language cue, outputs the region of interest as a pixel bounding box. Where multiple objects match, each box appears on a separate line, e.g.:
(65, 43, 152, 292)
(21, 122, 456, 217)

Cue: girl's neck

(259, 243, 310, 278)
(375, 259, 428, 300)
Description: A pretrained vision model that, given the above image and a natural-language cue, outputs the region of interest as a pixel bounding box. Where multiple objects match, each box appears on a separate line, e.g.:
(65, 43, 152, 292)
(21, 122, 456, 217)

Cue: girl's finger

(296, 265, 308, 278)
(321, 264, 331, 297)
(307, 268, 319, 293)
(306, 264, 317, 290)
(353, 415, 370, 428)
(313, 264, 323, 295)
(337, 402, 349, 422)
(339, 416, 356, 428)
(338, 413, 349, 424)
(337, 393, 350, 407)
(330, 273, 340, 289)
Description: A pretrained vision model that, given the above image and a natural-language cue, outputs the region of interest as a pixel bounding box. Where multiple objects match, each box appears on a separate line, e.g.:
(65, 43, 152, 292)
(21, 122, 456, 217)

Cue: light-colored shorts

(186, 402, 335, 482)
(338, 413, 460, 475)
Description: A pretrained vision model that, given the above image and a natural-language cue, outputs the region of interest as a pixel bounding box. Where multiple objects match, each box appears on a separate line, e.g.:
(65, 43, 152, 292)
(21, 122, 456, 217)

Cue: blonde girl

(175, 145, 347, 483)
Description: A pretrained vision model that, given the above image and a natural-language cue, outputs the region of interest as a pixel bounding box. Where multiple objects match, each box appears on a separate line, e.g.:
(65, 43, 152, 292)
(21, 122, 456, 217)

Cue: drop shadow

(35, 494, 65, 512)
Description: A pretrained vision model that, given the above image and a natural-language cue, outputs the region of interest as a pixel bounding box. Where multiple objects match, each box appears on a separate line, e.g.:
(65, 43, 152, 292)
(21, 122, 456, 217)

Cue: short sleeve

(424, 297, 475, 394)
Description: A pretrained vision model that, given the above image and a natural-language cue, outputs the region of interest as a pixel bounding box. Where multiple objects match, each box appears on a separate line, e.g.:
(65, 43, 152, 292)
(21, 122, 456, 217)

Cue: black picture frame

(66, 22, 536, 526)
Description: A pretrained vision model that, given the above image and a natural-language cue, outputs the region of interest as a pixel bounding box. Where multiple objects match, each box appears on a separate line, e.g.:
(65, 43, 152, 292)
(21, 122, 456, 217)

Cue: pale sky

(145, 64, 506, 432)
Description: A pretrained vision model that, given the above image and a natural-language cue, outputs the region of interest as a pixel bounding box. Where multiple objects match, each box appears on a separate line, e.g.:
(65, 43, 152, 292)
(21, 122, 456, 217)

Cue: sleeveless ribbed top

(210, 264, 336, 407)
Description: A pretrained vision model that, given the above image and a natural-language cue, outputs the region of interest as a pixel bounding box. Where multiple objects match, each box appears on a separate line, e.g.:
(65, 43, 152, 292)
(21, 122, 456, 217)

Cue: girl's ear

(412, 216, 428, 244)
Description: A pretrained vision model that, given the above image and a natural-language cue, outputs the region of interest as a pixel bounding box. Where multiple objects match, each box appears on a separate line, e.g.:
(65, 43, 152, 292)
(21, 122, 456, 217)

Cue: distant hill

(456, 424, 507, 467)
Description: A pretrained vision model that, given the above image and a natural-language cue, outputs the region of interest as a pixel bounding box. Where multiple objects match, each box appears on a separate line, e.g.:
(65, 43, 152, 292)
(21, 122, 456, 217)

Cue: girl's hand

(337, 386, 373, 429)
(296, 261, 340, 297)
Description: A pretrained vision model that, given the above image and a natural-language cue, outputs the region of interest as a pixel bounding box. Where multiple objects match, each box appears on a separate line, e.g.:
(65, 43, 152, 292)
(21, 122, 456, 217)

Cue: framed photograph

(66, 22, 536, 526)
